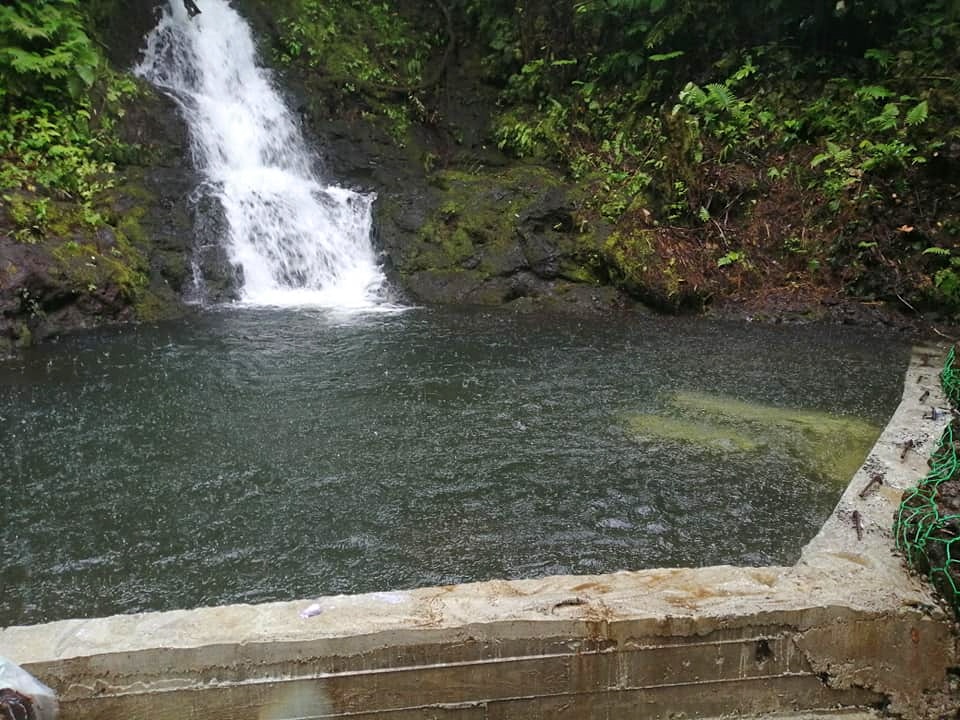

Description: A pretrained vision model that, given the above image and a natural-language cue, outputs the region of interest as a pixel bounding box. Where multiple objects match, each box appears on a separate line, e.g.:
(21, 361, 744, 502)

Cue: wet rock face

(379, 164, 614, 309)
(517, 188, 578, 279)
(116, 89, 197, 292)
(90, 0, 166, 69)
(191, 192, 242, 302)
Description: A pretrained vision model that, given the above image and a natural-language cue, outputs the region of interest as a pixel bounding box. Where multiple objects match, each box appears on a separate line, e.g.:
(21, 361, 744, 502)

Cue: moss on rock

(396, 164, 612, 307)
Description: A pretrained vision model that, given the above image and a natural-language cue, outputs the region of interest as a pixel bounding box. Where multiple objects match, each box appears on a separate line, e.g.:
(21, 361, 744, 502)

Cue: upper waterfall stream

(136, 0, 388, 308)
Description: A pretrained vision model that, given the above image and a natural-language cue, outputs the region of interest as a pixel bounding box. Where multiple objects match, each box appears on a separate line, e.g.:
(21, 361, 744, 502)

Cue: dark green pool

(0, 307, 909, 626)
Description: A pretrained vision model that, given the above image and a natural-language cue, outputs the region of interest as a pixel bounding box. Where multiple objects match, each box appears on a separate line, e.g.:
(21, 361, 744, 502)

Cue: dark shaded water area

(0, 307, 910, 626)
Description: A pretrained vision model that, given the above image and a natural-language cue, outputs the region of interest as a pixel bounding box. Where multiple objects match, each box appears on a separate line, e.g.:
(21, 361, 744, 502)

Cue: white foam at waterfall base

(135, 0, 392, 311)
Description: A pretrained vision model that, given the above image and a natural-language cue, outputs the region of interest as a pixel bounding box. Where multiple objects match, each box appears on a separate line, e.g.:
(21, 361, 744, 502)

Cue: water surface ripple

(0, 309, 909, 625)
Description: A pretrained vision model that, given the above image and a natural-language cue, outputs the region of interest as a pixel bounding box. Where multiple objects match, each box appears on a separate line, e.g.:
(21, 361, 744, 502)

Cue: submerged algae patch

(671, 391, 879, 439)
(626, 414, 761, 453)
(626, 391, 882, 484)
(673, 391, 881, 482)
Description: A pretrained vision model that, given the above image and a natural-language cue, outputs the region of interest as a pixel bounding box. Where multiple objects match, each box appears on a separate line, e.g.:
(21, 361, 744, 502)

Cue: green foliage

(1, 72, 139, 206)
(923, 247, 960, 312)
(717, 250, 747, 268)
(935, 261, 960, 305)
(275, 0, 436, 139)
(906, 100, 929, 126)
(0, 0, 99, 106)
(674, 57, 762, 161)
(278, 0, 429, 86)
(4, 193, 49, 243)
(456, 0, 960, 313)
(0, 1, 140, 229)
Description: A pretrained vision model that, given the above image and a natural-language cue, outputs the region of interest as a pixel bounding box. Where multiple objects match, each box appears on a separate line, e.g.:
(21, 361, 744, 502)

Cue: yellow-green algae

(625, 391, 881, 484)
(625, 414, 762, 453)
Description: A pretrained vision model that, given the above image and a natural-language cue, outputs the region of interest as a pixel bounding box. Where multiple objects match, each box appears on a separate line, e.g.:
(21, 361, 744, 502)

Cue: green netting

(943, 345, 960, 407)
(894, 345, 960, 614)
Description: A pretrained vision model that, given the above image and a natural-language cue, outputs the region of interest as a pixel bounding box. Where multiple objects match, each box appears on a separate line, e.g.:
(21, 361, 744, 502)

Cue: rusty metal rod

(852, 510, 864, 541)
(858, 474, 883, 499)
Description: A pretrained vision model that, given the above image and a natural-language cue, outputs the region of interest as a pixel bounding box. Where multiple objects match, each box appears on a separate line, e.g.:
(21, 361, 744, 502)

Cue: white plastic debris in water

(0, 657, 59, 720)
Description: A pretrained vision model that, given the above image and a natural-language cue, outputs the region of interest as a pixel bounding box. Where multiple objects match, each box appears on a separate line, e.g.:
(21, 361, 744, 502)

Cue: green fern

(0, 0, 99, 103)
(864, 48, 894, 70)
(855, 85, 894, 100)
(906, 100, 929, 127)
(706, 83, 738, 112)
(867, 102, 900, 132)
(677, 81, 707, 107)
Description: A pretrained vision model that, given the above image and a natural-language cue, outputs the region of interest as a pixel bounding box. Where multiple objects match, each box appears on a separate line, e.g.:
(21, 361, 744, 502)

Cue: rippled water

(0, 309, 909, 625)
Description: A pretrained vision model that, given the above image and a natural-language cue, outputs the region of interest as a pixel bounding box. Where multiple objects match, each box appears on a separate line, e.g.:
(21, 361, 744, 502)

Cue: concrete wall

(2, 347, 957, 719)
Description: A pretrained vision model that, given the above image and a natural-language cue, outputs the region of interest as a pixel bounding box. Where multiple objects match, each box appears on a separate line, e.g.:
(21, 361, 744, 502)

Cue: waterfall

(135, 0, 389, 309)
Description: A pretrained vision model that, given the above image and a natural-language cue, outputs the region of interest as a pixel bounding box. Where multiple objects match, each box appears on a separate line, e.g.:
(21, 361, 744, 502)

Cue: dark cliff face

(89, 0, 165, 69)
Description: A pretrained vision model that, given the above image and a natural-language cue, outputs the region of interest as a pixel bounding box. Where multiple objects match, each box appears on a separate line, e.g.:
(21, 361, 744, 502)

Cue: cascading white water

(135, 0, 388, 309)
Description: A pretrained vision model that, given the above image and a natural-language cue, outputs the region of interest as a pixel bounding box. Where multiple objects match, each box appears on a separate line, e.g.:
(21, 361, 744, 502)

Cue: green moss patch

(400, 165, 606, 294)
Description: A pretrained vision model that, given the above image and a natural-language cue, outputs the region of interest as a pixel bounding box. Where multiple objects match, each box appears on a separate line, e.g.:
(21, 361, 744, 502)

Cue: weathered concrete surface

(1, 347, 957, 719)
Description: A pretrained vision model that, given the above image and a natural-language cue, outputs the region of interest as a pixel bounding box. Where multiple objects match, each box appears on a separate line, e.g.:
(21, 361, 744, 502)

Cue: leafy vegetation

(273, 0, 438, 140)
(459, 0, 960, 315)
(0, 0, 98, 104)
(0, 0, 164, 350)
(0, 0, 139, 232)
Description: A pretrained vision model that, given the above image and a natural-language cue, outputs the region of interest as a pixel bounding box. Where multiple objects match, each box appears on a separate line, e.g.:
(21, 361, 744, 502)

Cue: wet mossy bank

(0, 96, 196, 354)
(0, 0, 198, 355)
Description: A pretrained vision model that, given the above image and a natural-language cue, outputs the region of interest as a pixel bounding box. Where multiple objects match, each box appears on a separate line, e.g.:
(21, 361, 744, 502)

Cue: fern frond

(864, 48, 894, 69)
(0, 7, 53, 41)
(856, 85, 894, 100)
(867, 103, 900, 132)
(906, 100, 929, 127)
(706, 83, 737, 111)
(678, 81, 707, 106)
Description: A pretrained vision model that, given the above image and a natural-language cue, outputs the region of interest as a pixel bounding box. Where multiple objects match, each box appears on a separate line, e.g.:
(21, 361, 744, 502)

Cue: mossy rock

(134, 285, 184, 323)
(397, 164, 609, 304)
(601, 227, 706, 311)
(52, 234, 147, 301)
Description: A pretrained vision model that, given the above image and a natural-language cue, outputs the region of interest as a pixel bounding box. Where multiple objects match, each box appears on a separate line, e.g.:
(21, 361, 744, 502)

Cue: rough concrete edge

(1, 345, 956, 718)
(789, 343, 958, 718)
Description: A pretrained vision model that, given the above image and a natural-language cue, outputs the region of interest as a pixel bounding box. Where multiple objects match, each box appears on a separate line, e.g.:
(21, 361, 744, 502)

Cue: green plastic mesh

(894, 345, 960, 614)
(944, 345, 960, 407)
